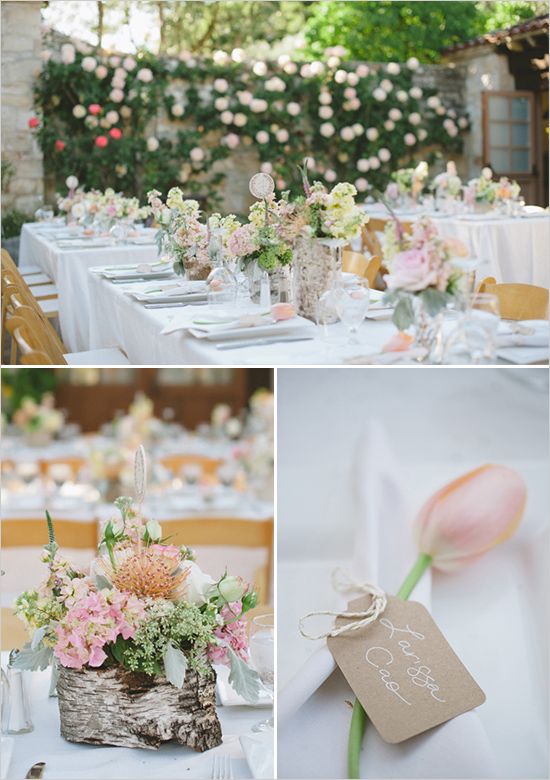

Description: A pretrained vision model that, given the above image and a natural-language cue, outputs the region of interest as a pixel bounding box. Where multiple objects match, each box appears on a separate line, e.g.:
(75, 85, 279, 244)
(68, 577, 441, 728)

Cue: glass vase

(412, 296, 444, 363)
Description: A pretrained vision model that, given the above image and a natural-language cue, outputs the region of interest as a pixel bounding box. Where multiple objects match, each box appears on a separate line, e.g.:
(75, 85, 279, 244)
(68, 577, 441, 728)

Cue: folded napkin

(278, 419, 499, 779)
(240, 729, 274, 780)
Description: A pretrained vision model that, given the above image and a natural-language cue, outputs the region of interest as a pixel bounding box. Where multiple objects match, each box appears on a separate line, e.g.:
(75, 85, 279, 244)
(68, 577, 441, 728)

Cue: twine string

(299, 568, 387, 640)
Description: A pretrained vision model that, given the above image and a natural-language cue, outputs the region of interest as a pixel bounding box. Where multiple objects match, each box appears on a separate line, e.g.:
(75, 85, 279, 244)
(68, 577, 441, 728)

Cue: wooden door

(482, 90, 542, 205)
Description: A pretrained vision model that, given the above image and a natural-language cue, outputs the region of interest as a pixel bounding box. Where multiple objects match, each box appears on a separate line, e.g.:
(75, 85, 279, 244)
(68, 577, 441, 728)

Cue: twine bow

(299, 568, 387, 640)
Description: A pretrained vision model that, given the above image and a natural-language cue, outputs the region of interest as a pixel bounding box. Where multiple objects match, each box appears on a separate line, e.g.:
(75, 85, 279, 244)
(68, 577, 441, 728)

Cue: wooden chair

(160, 454, 225, 479)
(160, 516, 274, 604)
(38, 456, 87, 481)
(361, 217, 413, 257)
(342, 250, 381, 288)
(477, 278, 549, 320)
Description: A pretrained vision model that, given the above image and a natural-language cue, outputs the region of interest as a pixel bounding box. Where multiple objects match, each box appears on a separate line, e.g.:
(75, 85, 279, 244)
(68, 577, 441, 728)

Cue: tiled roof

(442, 14, 549, 54)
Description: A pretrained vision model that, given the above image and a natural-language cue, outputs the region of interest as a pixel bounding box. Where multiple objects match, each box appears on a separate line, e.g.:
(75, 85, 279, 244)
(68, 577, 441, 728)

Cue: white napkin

(160, 305, 270, 336)
(240, 729, 274, 779)
(0, 737, 14, 780)
(278, 419, 499, 779)
(497, 321, 548, 349)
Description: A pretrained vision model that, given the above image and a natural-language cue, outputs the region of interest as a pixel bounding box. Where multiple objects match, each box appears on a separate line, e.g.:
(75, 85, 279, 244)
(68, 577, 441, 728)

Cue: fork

(211, 753, 234, 779)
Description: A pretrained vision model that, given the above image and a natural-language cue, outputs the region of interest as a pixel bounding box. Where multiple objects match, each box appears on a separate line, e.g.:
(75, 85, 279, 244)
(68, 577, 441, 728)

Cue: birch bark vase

(57, 665, 222, 751)
(293, 238, 342, 321)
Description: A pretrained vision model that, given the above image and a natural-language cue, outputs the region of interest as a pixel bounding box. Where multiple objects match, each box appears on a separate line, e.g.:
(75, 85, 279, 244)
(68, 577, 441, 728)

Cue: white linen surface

(2, 657, 269, 780)
(86, 271, 546, 365)
(19, 223, 159, 351)
(277, 369, 548, 779)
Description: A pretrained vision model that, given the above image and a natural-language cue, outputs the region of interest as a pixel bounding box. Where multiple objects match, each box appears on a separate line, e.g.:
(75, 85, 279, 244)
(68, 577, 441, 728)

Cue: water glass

(249, 613, 274, 698)
(444, 293, 500, 364)
(334, 279, 370, 344)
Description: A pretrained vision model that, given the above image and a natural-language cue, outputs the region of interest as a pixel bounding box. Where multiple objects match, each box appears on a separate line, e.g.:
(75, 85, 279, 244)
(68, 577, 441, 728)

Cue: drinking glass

(249, 613, 274, 732)
(444, 293, 500, 364)
(334, 279, 370, 344)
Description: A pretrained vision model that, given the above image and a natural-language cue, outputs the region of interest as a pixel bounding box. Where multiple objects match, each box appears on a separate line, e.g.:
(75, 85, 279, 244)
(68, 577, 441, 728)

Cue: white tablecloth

(363, 206, 549, 286)
(19, 223, 159, 351)
(1, 655, 270, 779)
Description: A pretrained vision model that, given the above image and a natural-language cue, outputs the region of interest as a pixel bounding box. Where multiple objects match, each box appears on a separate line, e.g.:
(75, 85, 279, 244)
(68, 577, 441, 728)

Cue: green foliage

(33, 46, 467, 207)
(303, 1, 544, 63)
(1, 209, 33, 239)
(1, 368, 57, 420)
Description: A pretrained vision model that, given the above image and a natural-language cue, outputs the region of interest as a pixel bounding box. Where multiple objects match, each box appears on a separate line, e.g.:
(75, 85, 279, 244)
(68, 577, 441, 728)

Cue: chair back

(342, 251, 382, 288)
(160, 454, 225, 478)
(478, 279, 549, 320)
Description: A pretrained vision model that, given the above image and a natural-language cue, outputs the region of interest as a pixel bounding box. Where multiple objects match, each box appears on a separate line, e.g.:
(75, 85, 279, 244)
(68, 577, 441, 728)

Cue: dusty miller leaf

(392, 297, 415, 330)
(163, 644, 188, 689)
(11, 642, 53, 671)
(31, 626, 47, 650)
(228, 648, 261, 704)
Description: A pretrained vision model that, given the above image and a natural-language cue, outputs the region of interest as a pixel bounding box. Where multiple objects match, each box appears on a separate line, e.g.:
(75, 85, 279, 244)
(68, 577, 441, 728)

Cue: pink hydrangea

(54, 588, 146, 670)
(207, 602, 249, 666)
(228, 225, 255, 257)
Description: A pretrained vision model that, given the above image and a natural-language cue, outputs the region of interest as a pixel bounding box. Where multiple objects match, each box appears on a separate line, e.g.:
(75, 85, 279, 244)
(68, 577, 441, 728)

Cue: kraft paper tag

(327, 595, 486, 743)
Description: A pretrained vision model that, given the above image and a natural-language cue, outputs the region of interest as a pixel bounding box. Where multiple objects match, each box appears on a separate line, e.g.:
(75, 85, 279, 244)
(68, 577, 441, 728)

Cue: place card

(327, 595, 485, 743)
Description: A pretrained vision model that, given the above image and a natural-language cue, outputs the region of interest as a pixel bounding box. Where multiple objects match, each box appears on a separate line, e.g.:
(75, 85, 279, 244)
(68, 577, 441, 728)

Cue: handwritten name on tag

(327, 595, 485, 743)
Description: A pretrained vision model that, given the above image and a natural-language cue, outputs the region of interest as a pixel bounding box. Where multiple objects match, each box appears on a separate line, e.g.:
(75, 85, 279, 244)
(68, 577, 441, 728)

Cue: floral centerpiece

(463, 167, 498, 211)
(12, 394, 64, 446)
(58, 183, 148, 229)
(430, 161, 462, 203)
(494, 176, 521, 207)
(387, 161, 429, 203)
(89, 444, 131, 502)
(115, 393, 164, 448)
(383, 217, 467, 358)
(13, 492, 262, 751)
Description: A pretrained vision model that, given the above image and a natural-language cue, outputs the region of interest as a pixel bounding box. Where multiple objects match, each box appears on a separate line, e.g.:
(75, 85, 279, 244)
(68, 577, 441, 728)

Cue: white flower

(256, 130, 269, 144)
(325, 169, 337, 182)
(334, 69, 348, 84)
(265, 76, 285, 92)
(436, 105, 446, 116)
(310, 61, 325, 76)
(82, 56, 96, 72)
(366, 127, 379, 141)
(346, 72, 359, 86)
(146, 137, 159, 152)
(232, 48, 245, 62)
(41, 50, 52, 63)
(340, 126, 354, 142)
(320, 122, 335, 138)
(106, 110, 119, 124)
(447, 108, 457, 119)
(404, 132, 416, 146)
(368, 156, 380, 170)
(223, 133, 239, 149)
(386, 62, 400, 75)
(237, 90, 252, 105)
(95, 65, 108, 79)
(319, 106, 333, 120)
(446, 124, 458, 137)
(276, 128, 289, 143)
(344, 87, 357, 100)
(356, 64, 369, 78)
(233, 113, 247, 127)
(418, 128, 428, 141)
(72, 104, 86, 119)
(110, 88, 124, 103)
(180, 561, 215, 606)
(111, 76, 125, 90)
(380, 78, 393, 93)
(220, 110, 234, 124)
(283, 61, 297, 75)
(388, 108, 401, 122)
(427, 95, 441, 109)
(109, 56, 121, 67)
(357, 158, 370, 172)
(378, 148, 391, 162)
(190, 147, 205, 162)
(396, 90, 408, 103)
(327, 55, 340, 69)
(482, 166, 493, 180)
(99, 118, 110, 129)
(384, 119, 395, 131)
(171, 104, 184, 117)
(355, 177, 368, 192)
(114, 67, 126, 81)
(214, 78, 228, 92)
(458, 116, 468, 128)
(352, 123, 364, 136)
(213, 50, 229, 66)
(300, 63, 312, 78)
(407, 57, 420, 70)
(409, 86, 423, 99)
(217, 575, 246, 603)
(137, 68, 153, 83)
(373, 88, 387, 101)
(318, 91, 332, 105)
(253, 61, 267, 76)
(287, 101, 301, 116)
(408, 112, 421, 126)
(65, 175, 79, 190)
(250, 99, 268, 113)
(71, 202, 85, 219)
(344, 98, 361, 111)
(260, 161, 273, 174)
(123, 56, 136, 71)
(61, 43, 75, 65)
(84, 115, 98, 128)
(215, 96, 229, 111)
(120, 106, 132, 118)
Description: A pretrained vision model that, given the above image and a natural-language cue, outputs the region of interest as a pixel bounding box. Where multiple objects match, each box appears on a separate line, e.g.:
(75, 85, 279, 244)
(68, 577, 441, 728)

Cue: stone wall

(1, 0, 44, 215)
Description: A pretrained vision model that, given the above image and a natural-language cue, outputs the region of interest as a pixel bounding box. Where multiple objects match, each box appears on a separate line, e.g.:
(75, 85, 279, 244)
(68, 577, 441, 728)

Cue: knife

(25, 762, 45, 779)
(216, 336, 314, 350)
(144, 301, 208, 309)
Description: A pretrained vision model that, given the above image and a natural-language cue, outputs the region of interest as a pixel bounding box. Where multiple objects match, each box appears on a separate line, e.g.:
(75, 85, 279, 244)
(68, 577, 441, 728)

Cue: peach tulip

(414, 464, 527, 572)
(271, 302, 296, 321)
(381, 331, 414, 353)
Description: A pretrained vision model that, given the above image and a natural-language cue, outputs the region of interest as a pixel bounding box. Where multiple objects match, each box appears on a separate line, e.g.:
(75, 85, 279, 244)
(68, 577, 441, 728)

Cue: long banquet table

(85, 270, 548, 365)
(19, 223, 160, 352)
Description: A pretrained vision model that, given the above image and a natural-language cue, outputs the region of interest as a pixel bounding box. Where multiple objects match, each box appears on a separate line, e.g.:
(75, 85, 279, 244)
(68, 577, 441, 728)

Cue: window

(483, 91, 534, 174)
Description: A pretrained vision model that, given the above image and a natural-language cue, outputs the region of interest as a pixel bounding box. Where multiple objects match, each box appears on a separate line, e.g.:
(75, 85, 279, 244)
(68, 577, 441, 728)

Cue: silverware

(211, 754, 233, 780)
(110, 277, 173, 284)
(25, 762, 45, 779)
(144, 301, 208, 309)
(215, 335, 314, 350)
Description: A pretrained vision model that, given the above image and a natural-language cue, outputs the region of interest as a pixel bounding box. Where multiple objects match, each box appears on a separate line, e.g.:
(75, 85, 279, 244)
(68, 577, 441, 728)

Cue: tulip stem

(346, 552, 433, 778)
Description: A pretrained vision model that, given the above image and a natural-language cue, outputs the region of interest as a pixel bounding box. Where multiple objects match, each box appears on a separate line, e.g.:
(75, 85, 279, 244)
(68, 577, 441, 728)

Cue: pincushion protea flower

(102, 545, 189, 600)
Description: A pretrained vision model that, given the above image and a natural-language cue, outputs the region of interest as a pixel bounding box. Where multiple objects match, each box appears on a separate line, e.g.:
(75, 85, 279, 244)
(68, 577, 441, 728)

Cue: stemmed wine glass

(249, 613, 274, 732)
(444, 293, 500, 364)
(334, 279, 370, 344)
